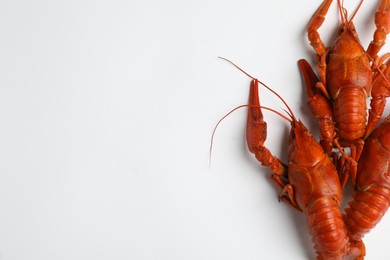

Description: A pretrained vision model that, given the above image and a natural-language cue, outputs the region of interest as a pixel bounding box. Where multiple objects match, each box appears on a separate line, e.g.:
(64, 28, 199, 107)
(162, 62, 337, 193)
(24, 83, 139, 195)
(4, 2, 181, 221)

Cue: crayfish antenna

(349, 0, 364, 22)
(218, 56, 297, 122)
(209, 104, 247, 168)
(210, 57, 297, 168)
(337, 0, 347, 24)
(337, 0, 364, 23)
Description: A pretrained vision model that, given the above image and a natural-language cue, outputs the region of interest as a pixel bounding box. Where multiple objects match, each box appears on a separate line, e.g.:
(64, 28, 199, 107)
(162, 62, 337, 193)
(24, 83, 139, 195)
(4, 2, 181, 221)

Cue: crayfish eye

(290, 130, 296, 139)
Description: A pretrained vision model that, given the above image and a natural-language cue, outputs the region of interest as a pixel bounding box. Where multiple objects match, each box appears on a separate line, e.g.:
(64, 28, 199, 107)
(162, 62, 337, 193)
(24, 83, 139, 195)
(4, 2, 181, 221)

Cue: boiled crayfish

(299, 0, 390, 185)
(215, 58, 363, 259)
(214, 0, 390, 258)
(299, 0, 390, 258)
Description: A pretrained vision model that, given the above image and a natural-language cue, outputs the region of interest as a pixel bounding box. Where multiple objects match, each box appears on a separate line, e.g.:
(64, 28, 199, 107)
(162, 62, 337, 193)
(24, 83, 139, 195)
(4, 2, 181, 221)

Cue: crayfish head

(339, 20, 358, 36)
(337, 20, 358, 40)
(288, 120, 325, 167)
(334, 0, 362, 49)
(332, 20, 363, 56)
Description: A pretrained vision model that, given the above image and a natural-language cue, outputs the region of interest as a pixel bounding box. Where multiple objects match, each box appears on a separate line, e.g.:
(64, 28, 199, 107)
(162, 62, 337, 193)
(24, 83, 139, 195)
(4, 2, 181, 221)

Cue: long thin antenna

(218, 56, 297, 122)
(349, 0, 364, 22)
(337, 0, 346, 24)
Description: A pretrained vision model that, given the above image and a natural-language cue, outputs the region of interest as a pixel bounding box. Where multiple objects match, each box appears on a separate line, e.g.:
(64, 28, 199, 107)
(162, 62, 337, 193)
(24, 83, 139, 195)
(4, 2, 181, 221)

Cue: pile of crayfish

(214, 0, 390, 259)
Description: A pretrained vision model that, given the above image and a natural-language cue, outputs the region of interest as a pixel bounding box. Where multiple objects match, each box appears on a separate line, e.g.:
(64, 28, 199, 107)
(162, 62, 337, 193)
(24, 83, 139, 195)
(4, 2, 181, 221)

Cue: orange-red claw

(298, 59, 334, 155)
(245, 79, 289, 191)
(367, 0, 390, 58)
(246, 79, 267, 153)
(306, 0, 333, 57)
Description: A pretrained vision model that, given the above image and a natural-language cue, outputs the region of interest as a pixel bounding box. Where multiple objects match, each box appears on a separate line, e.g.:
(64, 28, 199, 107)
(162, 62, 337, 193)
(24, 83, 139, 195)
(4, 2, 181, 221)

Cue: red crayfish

(214, 58, 360, 259)
(299, 0, 390, 258)
(299, 0, 390, 184)
(213, 0, 390, 258)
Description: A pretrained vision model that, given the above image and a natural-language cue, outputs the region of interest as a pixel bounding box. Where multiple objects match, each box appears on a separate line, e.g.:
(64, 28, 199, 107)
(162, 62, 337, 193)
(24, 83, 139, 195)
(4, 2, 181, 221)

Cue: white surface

(1, 0, 390, 259)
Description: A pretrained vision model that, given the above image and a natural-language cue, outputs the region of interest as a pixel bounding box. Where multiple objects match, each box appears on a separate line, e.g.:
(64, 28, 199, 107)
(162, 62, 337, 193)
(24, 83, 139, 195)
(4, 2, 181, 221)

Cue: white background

(1, 0, 390, 259)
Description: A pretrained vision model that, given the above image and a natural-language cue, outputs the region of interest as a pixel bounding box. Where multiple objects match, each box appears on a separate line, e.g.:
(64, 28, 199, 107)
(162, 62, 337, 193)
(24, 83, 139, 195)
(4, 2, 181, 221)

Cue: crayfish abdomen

(333, 87, 367, 140)
(306, 197, 349, 260)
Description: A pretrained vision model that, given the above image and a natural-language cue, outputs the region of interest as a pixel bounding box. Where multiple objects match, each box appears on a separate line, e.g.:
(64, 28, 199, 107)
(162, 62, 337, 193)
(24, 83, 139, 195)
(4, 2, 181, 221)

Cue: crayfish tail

(306, 197, 349, 260)
(344, 186, 390, 241)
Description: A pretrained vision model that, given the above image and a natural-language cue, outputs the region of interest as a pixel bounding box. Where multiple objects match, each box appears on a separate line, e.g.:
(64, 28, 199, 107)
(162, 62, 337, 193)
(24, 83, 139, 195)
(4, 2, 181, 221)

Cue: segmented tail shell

(333, 87, 367, 140)
(306, 197, 349, 259)
(344, 186, 390, 241)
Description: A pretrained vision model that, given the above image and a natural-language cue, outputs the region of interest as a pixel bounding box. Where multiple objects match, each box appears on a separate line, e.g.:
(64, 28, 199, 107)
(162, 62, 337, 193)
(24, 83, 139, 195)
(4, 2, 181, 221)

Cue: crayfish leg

(365, 57, 390, 139)
(279, 184, 301, 211)
(306, 0, 332, 58)
(366, 0, 390, 60)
